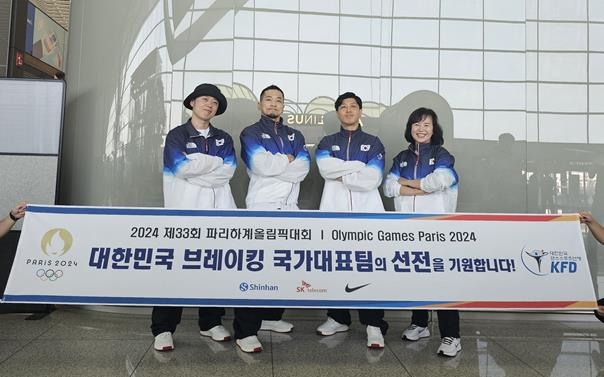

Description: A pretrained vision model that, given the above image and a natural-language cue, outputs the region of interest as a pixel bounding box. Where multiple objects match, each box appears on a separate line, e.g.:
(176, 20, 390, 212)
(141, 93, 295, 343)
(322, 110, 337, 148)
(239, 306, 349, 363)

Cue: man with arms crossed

(235, 84, 310, 353)
(315, 91, 389, 349)
(153, 83, 235, 352)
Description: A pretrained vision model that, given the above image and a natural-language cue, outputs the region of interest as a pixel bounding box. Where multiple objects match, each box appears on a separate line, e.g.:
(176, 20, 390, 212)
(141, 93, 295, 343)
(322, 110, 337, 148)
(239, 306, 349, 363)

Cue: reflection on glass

(67, 0, 604, 292)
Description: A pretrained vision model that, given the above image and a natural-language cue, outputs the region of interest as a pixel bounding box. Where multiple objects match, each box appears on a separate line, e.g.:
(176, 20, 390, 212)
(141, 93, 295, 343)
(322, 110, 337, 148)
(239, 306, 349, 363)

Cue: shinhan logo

(239, 282, 279, 292)
(40, 229, 73, 257)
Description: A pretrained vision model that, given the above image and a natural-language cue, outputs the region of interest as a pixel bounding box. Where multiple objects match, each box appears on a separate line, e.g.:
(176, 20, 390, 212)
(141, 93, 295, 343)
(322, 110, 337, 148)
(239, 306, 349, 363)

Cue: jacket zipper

(347, 130, 353, 210)
(274, 121, 285, 151)
(412, 144, 420, 212)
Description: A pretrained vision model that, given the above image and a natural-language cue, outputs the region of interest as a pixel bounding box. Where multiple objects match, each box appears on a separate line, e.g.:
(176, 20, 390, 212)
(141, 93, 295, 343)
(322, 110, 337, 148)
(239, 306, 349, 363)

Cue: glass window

(484, 0, 525, 21)
(452, 110, 483, 140)
(254, 11, 298, 40)
(484, 111, 526, 140)
(539, 23, 587, 51)
(484, 22, 525, 51)
(439, 80, 483, 109)
(299, 43, 339, 74)
(589, 115, 604, 143)
(539, 114, 587, 143)
(440, 20, 483, 50)
(391, 49, 438, 78)
(441, 0, 482, 19)
(393, 0, 439, 18)
(589, 85, 604, 112)
(484, 52, 525, 81)
(539, 84, 587, 113)
(440, 50, 483, 80)
(539, 0, 587, 21)
(484, 82, 526, 110)
(299, 14, 339, 43)
(392, 19, 439, 48)
(539, 53, 587, 82)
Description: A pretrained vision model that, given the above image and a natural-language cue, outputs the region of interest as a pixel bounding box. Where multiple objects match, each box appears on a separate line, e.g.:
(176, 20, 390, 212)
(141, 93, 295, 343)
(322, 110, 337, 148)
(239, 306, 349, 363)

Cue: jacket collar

(258, 114, 284, 129)
(338, 125, 362, 137)
(409, 142, 435, 154)
(185, 119, 216, 138)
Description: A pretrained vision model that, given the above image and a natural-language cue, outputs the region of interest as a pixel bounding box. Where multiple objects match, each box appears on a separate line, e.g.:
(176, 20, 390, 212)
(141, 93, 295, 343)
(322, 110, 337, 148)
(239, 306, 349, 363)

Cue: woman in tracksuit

(383, 107, 461, 357)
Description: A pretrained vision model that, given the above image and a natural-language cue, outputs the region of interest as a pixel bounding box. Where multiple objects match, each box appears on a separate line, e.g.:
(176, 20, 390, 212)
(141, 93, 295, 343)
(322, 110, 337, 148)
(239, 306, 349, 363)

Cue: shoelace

(441, 337, 454, 345)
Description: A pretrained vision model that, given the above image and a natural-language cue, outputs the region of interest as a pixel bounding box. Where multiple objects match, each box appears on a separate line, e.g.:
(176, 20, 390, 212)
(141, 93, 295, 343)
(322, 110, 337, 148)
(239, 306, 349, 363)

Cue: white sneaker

(437, 337, 461, 357)
(366, 325, 384, 349)
(402, 324, 430, 341)
(260, 320, 294, 333)
(153, 331, 174, 352)
(200, 325, 232, 342)
(236, 335, 263, 353)
(316, 317, 349, 336)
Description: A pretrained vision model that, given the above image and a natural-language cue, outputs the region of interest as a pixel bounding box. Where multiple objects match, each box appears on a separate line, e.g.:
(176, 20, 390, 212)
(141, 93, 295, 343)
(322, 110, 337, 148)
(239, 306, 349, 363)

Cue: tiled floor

(1, 307, 604, 376)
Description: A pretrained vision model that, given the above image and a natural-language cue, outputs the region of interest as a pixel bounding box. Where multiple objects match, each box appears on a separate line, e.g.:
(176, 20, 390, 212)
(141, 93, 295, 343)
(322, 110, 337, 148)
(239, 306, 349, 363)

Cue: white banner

(2, 205, 597, 310)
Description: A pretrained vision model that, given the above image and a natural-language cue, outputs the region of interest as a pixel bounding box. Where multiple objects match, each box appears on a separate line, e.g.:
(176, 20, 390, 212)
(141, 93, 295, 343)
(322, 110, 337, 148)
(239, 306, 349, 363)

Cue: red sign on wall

(15, 51, 23, 67)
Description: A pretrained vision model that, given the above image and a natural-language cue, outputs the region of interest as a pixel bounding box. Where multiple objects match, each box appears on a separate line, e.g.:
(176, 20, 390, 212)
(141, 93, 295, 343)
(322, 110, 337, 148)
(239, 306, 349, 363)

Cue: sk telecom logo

(40, 228, 73, 257)
(296, 280, 311, 292)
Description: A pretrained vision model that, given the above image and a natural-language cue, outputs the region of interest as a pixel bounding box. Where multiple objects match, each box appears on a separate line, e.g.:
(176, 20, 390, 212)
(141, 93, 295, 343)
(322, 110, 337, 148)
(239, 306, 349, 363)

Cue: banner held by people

(2, 205, 596, 310)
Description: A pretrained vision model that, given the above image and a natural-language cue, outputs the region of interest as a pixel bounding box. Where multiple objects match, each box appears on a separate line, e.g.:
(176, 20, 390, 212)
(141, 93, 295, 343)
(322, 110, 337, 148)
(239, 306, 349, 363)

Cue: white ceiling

(30, 0, 71, 30)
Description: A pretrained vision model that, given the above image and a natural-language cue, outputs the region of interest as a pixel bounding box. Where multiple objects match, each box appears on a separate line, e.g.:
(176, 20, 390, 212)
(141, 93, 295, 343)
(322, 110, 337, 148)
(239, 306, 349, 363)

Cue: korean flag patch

(360, 144, 371, 152)
(288, 133, 295, 141)
(216, 138, 225, 146)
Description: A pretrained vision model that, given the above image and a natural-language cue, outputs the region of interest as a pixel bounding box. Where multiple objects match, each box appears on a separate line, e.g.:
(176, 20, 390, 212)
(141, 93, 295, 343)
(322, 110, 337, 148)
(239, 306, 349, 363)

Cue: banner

(2, 205, 596, 310)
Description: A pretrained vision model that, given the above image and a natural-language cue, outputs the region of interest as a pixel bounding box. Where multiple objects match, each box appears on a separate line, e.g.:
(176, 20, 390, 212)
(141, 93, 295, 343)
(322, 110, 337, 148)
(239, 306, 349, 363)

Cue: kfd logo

(551, 261, 577, 273)
(520, 247, 578, 276)
(296, 280, 311, 292)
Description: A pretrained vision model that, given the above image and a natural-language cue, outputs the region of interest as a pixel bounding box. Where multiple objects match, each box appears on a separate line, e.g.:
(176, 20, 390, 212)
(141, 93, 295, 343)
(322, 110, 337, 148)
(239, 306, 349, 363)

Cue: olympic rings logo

(36, 269, 64, 281)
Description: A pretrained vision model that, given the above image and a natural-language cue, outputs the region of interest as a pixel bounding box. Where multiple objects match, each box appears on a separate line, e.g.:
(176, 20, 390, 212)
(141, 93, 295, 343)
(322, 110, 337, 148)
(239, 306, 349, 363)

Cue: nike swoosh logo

(345, 283, 371, 293)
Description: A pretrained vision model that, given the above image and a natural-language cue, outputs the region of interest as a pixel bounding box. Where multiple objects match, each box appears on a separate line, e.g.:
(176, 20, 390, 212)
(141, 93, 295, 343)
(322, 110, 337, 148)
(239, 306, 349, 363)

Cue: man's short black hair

(260, 85, 284, 101)
(334, 92, 362, 110)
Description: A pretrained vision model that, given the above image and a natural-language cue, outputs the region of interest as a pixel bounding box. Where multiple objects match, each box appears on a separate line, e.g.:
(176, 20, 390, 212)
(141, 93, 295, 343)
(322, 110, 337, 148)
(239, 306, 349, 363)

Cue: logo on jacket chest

(360, 144, 371, 152)
(215, 138, 224, 146)
(186, 142, 197, 149)
(288, 133, 295, 141)
(261, 133, 271, 139)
